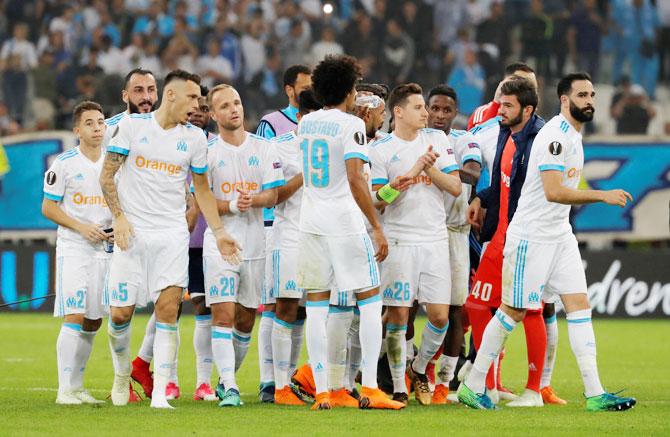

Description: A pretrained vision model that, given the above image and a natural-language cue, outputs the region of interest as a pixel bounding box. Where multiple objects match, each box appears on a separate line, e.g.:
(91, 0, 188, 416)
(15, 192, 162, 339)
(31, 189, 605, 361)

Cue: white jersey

(369, 128, 458, 244)
(102, 111, 127, 147)
(297, 108, 369, 236)
(272, 131, 302, 249)
(106, 112, 208, 231)
(43, 147, 112, 256)
(470, 116, 500, 184)
(203, 132, 285, 260)
(507, 114, 584, 243)
(444, 129, 482, 226)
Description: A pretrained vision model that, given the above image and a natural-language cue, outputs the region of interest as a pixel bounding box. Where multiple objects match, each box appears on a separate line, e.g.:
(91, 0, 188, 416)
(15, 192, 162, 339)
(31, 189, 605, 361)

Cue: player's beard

(500, 109, 523, 128)
(128, 99, 157, 114)
(569, 99, 594, 123)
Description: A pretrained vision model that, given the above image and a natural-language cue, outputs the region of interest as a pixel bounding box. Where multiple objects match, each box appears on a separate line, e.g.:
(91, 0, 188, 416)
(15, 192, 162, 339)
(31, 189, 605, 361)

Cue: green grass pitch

(1, 313, 668, 436)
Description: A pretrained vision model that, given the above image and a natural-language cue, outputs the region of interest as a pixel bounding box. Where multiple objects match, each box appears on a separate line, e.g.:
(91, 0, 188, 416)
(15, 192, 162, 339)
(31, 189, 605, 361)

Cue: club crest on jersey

(468, 142, 480, 149)
(354, 131, 365, 145)
(176, 140, 188, 152)
(248, 155, 260, 167)
(217, 159, 226, 168)
(74, 173, 84, 181)
(390, 154, 400, 163)
(139, 136, 149, 144)
(549, 141, 562, 156)
(46, 171, 57, 185)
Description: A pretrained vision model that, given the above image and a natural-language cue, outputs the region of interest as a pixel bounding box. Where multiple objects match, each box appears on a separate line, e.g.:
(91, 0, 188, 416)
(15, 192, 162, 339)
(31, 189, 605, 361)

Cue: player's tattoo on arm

(100, 152, 126, 218)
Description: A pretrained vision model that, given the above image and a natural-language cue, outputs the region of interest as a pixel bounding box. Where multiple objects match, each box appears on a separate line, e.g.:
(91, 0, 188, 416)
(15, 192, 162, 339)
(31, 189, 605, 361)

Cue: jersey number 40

(300, 139, 330, 188)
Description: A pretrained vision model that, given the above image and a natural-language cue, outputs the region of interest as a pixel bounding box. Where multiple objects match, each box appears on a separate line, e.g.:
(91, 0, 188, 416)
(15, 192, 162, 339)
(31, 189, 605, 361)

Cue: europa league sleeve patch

(111, 125, 120, 139)
(46, 171, 57, 185)
(548, 141, 562, 156)
(354, 131, 366, 146)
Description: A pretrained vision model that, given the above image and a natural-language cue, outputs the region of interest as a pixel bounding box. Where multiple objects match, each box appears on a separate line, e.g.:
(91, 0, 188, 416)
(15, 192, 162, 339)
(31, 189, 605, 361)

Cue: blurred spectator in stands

(611, 79, 656, 135)
(432, 0, 469, 51)
(0, 102, 20, 135)
(505, 0, 531, 26)
(476, 1, 510, 83)
(123, 33, 147, 70)
(545, 0, 570, 79)
(97, 34, 130, 75)
(659, 0, 670, 83)
(78, 48, 104, 77)
(0, 22, 37, 125)
(211, 17, 242, 81)
(343, 12, 380, 79)
(279, 17, 310, 69)
(33, 50, 58, 106)
(521, 0, 552, 78)
(162, 21, 198, 72)
(399, 0, 433, 85)
(49, 6, 80, 52)
(380, 18, 414, 86)
(37, 31, 71, 76)
(241, 11, 267, 83)
(447, 47, 485, 116)
(197, 38, 234, 88)
(138, 40, 163, 77)
(99, 8, 123, 47)
(568, 0, 605, 81)
(249, 45, 285, 113)
(310, 26, 343, 66)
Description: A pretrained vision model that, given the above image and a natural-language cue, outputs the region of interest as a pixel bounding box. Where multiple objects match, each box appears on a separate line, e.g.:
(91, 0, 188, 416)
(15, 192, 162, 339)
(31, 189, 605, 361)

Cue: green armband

(377, 183, 400, 204)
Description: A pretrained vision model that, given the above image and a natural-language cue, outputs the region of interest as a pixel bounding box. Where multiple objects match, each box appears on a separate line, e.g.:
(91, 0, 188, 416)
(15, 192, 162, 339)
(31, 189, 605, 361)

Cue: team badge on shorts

(549, 141, 562, 155)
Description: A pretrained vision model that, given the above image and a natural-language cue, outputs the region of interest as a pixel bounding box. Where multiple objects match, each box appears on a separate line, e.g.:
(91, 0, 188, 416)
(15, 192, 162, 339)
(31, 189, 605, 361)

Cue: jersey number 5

(300, 139, 330, 188)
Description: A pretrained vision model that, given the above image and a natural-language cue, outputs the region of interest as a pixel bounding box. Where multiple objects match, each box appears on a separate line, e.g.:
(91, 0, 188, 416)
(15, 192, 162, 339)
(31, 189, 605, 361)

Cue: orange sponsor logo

(410, 174, 432, 186)
(220, 181, 259, 193)
(73, 192, 108, 207)
(135, 155, 183, 176)
(567, 167, 581, 178)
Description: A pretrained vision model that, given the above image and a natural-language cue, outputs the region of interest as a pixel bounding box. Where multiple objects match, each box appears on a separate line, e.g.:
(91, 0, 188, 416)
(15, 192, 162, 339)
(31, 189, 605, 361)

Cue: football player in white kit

(42, 101, 112, 405)
(100, 70, 240, 409)
(296, 55, 403, 410)
(201, 84, 285, 407)
(459, 73, 637, 412)
(425, 85, 481, 404)
(369, 83, 462, 406)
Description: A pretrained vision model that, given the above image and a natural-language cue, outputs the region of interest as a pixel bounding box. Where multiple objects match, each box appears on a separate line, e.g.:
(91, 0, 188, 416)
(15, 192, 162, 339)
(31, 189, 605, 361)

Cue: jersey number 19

(300, 139, 330, 188)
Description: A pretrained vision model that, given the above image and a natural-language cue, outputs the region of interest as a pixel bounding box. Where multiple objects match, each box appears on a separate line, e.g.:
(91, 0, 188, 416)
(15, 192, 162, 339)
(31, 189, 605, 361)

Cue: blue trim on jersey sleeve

(190, 164, 208, 174)
(261, 179, 286, 190)
(371, 178, 389, 185)
(441, 164, 459, 173)
(539, 164, 565, 172)
(344, 152, 369, 162)
(462, 154, 482, 165)
(107, 146, 129, 156)
(44, 192, 63, 201)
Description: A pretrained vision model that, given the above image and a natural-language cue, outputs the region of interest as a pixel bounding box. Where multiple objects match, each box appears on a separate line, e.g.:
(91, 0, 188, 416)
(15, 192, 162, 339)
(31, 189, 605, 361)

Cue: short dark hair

(500, 78, 538, 111)
(123, 68, 155, 89)
(163, 69, 201, 87)
(427, 84, 458, 104)
(387, 83, 423, 113)
(297, 89, 322, 114)
(356, 83, 389, 101)
(557, 72, 592, 98)
(504, 62, 535, 76)
(72, 100, 103, 125)
(199, 84, 210, 98)
(283, 64, 311, 87)
(311, 55, 361, 106)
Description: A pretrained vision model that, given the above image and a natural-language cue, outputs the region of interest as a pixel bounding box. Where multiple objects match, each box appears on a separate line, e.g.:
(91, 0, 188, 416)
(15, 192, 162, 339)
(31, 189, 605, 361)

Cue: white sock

(57, 323, 81, 393)
(386, 323, 408, 394)
(271, 318, 293, 389)
(107, 320, 132, 377)
(541, 314, 559, 389)
(138, 312, 156, 363)
(306, 302, 329, 394)
(438, 355, 459, 386)
(152, 322, 178, 401)
(289, 319, 304, 375)
(169, 329, 180, 385)
(406, 338, 415, 361)
(71, 329, 96, 390)
(258, 311, 275, 387)
(212, 326, 238, 391)
(327, 306, 354, 390)
(466, 310, 517, 394)
(567, 309, 604, 398)
(346, 312, 362, 390)
(413, 320, 449, 374)
(357, 294, 383, 388)
(194, 315, 213, 386)
(232, 329, 251, 372)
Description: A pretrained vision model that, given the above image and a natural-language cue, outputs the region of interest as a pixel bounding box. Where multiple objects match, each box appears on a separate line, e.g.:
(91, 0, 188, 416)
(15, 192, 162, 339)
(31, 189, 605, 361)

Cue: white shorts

(269, 247, 306, 300)
(381, 240, 451, 307)
(502, 235, 587, 310)
(262, 228, 276, 305)
(54, 255, 109, 320)
(448, 226, 470, 306)
(297, 232, 380, 293)
(106, 230, 189, 308)
(204, 257, 264, 309)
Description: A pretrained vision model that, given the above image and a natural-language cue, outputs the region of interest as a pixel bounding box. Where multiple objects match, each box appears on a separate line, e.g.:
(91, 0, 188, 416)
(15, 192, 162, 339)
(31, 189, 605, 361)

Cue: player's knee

(501, 305, 526, 323)
(543, 303, 555, 319)
(429, 314, 450, 330)
(191, 297, 210, 316)
(448, 305, 463, 323)
(110, 311, 131, 326)
(83, 318, 103, 332)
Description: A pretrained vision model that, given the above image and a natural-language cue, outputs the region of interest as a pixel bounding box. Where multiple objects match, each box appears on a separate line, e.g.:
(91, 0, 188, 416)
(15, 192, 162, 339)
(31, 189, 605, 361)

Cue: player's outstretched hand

(215, 228, 242, 265)
(235, 189, 253, 212)
(467, 197, 485, 231)
(78, 223, 108, 244)
(371, 226, 388, 263)
(602, 189, 633, 207)
(390, 175, 414, 192)
(113, 214, 134, 251)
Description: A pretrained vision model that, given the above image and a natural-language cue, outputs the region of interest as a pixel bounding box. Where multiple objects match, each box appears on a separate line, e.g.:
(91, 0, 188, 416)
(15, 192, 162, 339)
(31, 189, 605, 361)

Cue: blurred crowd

(0, 0, 668, 136)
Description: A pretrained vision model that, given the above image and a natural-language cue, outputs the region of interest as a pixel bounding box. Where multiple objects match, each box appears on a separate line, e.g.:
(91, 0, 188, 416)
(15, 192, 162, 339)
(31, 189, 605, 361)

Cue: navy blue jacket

(477, 114, 545, 243)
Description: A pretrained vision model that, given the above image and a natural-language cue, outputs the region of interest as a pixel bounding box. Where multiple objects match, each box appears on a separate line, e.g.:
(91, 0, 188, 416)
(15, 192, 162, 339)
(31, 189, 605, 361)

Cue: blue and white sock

(346, 312, 362, 390)
(567, 309, 604, 398)
(357, 294, 383, 388)
(232, 329, 251, 372)
(212, 326, 238, 391)
(138, 312, 156, 363)
(258, 311, 275, 387)
(71, 329, 96, 390)
(289, 319, 304, 375)
(413, 320, 449, 374)
(306, 301, 329, 394)
(152, 322, 178, 401)
(386, 323, 408, 394)
(107, 320, 131, 377)
(541, 314, 558, 389)
(57, 322, 81, 393)
(271, 317, 293, 389)
(194, 315, 213, 386)
(327, 306, 354, 390)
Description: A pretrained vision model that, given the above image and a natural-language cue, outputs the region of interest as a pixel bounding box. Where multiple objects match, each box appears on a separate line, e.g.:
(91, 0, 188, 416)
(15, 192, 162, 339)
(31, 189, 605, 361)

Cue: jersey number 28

(300, 139, 330, 188)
